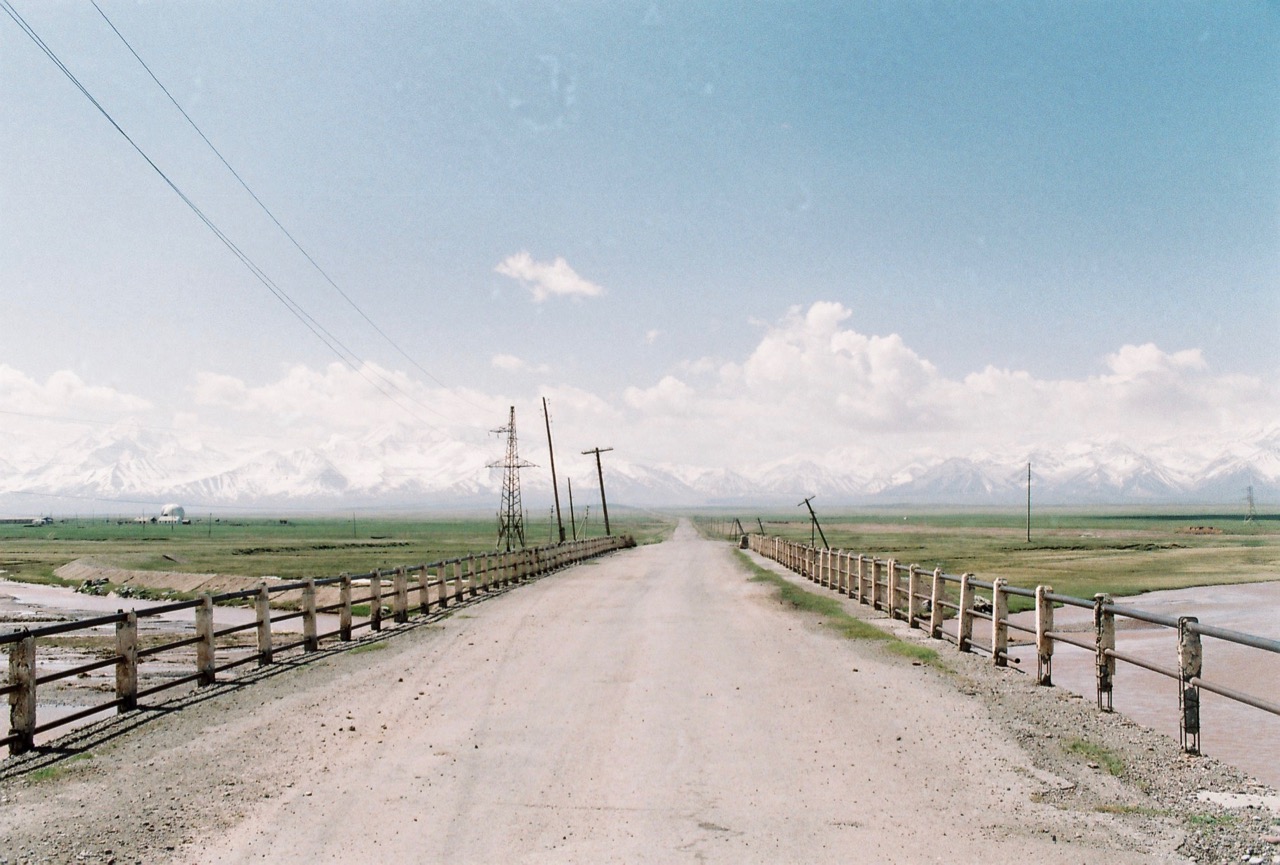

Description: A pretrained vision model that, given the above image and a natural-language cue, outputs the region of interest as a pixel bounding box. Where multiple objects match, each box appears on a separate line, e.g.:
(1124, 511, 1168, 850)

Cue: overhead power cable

(89, 0, 485, 413)
(0, 1, 445, 430)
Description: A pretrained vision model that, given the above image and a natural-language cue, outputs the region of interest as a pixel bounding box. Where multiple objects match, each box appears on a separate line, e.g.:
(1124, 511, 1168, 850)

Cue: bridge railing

(746, 533, 1280, 755)
(1, 535, 632, 756)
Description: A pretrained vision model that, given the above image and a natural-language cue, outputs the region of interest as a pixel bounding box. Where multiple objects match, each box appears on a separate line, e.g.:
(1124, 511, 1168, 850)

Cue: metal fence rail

(746, 533, 1279, 755)
(3, 535, 632, 755)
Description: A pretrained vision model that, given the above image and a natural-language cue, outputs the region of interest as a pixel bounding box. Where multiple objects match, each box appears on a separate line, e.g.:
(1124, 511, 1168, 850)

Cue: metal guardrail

(746, 533, 1279, 755)
(2, 536, 632, 755)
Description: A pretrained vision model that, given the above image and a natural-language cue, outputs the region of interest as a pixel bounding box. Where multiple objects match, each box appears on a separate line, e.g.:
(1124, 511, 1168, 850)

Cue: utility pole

(797, 496, 829, 549)
(581, 447, 614, 536)
(542, 397, 566, 543)
(757, 517, 765, 534)
(1026, 462, 1032, 543)
(567, 477, 578, 541)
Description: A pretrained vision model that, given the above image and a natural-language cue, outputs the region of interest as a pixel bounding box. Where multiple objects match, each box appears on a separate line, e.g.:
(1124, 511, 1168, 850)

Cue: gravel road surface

(1, 520, 1274, 863)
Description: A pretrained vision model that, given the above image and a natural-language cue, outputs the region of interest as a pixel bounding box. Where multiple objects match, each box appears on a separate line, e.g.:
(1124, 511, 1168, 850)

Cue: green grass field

(0, 511, 676, 587)
(698, 508, 1279, 604)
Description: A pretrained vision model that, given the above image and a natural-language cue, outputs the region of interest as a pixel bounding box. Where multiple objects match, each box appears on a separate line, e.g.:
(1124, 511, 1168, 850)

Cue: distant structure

(490, 406, 533, 552)
(1246, 486, 1257, 523)
(157, 504, 186, 525)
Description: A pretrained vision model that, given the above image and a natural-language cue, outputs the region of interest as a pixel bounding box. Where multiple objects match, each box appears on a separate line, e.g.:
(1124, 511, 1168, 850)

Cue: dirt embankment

(1, 523, 1276, 864)
(54, 558, 337, 607)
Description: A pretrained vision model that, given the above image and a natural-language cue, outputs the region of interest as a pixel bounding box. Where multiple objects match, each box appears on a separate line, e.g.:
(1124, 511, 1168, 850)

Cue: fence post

(929, 568, 944, 639)
(393, 567, 408, 623)
(302, 579, 318, 652)
(115, 610, 138, 712)
(873, 560, 885, 611)
(370, 571, 383, 632)
(1035, 585, 1053, 685)
(1094, 593, 1114, 712)
(339, 573, 352, 642)
(957, 574, 975, 653)
(196, 594, 216, 684)
(468, 556, 478, 598)
(8, 632, 36, 755)
(886, 559, 899, 619)
(256, 583, 273, 664)
(991, 578, 1008, 667)
(907, 565, 920, 628)
(438, 564, 449, 608)
(1178, 617, 1202, 755)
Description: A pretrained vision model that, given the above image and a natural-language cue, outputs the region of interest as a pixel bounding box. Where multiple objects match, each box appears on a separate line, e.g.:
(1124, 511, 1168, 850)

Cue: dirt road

(2, 521, 1260, 863)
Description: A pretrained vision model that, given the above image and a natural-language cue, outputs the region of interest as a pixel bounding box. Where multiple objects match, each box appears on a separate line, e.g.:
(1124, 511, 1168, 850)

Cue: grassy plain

(0, 511, 676, 586)
(702, 508, 1279, 605)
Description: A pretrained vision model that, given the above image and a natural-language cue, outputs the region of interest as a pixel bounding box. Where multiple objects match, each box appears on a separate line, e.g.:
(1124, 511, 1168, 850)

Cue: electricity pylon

(490, 406, 534, 552)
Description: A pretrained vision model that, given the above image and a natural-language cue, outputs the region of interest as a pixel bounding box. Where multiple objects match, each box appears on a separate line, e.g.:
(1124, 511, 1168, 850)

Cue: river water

(1005, 581, 1280, 789)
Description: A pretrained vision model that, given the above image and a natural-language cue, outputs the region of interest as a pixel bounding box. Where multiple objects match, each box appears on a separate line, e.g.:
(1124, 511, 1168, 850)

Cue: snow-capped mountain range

(1, 425, 1276, 513)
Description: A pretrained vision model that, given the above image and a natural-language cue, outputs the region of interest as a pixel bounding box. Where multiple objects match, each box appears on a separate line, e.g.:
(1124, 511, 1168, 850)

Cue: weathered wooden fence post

(256, 583, 273, 664)
(957, 574, 975, 653)
(1178, 616, 1202, 754)
(302, 579, 318, 652)
(393, 567, 408, 623)
(196, 594, 216, 684)
(991, 578, 1008, 666)
(872, 559, 885, 611)
(907, 565, 921, 627)
(8, 632, 36, 755)
(1035, 584, 1053, 685)
(886, 559, 899, 619)
(437, 564, 449, 609)
(929, 567, 945, 639)
(1094, 593, 1114, 711)
(370, 571, 383, 632)
(468, 556, 478, 598)
(115, 610, 138, 711)
(339, 574, 352, 642)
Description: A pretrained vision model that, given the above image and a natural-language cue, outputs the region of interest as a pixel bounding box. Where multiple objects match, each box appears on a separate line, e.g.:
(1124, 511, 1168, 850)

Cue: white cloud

(494, 251, 604, 302)
(491, 354, 549, 374)
(0, 365, 151, 416)
(644, 329, 661, 345)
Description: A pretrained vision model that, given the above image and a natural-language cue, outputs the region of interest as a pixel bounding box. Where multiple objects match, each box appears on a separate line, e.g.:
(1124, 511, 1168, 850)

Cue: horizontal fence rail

(3, 536, 633, 755)
(744, 533, 1279, 755)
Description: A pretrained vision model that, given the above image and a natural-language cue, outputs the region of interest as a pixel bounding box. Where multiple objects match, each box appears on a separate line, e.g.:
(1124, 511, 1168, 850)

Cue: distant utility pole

(542, 397, 566, 543)
(1026, 462, 1032, 543)
(581, 447, 614, 536)
(797, 496, 828, 549)
(1246, 485, 1257, 523)
(490, 406, 535, 552)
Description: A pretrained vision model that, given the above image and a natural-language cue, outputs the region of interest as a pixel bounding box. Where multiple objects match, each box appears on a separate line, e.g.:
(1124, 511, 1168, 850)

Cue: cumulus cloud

(491, 354, 549, 374)
(0, 365, 152, 415)
(494, 251, 604, 302)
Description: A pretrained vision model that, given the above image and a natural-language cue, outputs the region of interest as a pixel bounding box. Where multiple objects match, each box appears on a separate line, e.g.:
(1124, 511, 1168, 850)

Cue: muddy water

(1006, 581, 1280, 789)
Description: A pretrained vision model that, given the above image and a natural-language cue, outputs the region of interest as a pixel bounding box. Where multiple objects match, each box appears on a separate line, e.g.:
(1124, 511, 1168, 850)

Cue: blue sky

(1, 1, 1276, 480)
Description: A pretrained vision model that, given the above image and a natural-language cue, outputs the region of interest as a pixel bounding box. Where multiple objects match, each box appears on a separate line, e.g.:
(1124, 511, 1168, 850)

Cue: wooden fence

(2, 535, 632, 755)
(746, 534, 1280, 755)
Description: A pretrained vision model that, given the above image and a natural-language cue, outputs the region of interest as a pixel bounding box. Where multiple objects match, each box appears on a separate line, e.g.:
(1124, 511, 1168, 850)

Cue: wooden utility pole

(542, 397, 565, 543)
(581, 447, 614, 536)
(567, 477, 578, 541)
(1026, 462, 1032, 544)
(798, 496, 829, 549)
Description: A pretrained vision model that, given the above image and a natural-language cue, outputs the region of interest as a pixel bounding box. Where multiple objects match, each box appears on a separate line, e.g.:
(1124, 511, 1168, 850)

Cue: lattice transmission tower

(490, 406, 534, 552)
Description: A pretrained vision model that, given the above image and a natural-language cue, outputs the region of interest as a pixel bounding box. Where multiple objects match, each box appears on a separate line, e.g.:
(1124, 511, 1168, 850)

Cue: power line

(88, 1, 484, 414)
(0, 1, 446, 432)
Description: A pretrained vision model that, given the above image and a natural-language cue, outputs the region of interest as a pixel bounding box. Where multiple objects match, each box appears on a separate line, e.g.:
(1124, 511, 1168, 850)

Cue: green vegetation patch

(732, 550, 942, 667)
(1065, 737, 1125, 776)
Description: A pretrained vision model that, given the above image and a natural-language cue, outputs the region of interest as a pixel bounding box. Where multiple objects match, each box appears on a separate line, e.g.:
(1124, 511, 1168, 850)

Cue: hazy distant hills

(1, 425, 1276, 514)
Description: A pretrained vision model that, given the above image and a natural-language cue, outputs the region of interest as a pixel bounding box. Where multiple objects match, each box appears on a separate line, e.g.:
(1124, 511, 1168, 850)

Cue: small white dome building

(158, 504, 186, 524)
